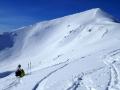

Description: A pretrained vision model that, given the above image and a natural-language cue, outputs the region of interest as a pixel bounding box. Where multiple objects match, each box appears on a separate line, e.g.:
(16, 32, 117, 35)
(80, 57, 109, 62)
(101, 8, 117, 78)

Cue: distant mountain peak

(91, 8, 102, 12)
(87, 8, 111, 18)
(90, 8, 118, 22)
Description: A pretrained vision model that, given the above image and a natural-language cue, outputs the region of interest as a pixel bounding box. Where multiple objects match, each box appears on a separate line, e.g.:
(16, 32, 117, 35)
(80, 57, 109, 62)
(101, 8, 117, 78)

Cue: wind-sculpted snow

(0, 8, 120, 90)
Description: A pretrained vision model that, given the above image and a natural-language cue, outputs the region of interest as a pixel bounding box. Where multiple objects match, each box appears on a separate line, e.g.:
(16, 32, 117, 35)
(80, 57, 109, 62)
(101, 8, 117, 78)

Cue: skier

(15, 64, 25, 78)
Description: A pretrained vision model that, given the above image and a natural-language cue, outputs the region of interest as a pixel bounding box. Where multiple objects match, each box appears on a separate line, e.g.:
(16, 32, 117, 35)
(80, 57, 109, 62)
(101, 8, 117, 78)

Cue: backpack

(20, 69, 25, 77)
(15, 69, 25, 77)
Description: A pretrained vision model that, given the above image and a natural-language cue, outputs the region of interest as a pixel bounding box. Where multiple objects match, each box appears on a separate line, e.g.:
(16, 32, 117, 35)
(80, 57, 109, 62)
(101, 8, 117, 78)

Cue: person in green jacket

(15, 64, 25, 78)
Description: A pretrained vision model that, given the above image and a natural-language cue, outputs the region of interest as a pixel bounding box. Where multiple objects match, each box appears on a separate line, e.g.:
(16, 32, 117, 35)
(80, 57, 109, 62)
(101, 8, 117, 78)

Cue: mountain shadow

(0, 32, 17, 51)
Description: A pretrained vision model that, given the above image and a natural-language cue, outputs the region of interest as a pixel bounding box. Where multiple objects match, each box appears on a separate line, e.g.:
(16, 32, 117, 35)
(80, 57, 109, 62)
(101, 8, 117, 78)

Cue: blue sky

(0, 0, 120, 31)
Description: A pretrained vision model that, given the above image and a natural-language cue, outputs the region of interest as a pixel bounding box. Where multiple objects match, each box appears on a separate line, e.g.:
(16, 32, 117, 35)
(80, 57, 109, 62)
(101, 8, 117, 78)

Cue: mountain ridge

(0, 8, 119, 70)
(10, 8, 117, 33)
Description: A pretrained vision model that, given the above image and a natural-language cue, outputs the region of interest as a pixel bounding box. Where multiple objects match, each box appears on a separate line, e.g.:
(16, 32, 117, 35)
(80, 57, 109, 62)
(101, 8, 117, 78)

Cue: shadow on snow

(0, 71, 13, 78)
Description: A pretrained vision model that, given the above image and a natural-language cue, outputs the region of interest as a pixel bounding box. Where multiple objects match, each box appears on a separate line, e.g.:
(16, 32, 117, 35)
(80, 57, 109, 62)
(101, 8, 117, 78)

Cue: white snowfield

(0, 8, 120, 90)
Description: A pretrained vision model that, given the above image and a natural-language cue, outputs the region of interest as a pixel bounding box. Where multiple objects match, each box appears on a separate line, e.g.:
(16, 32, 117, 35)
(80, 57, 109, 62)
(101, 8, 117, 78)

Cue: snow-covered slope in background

(0, 8, 120, 90)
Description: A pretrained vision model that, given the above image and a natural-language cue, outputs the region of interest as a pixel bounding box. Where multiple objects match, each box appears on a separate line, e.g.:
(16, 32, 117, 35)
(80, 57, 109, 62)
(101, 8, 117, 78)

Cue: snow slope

(0, 8, 120, 90)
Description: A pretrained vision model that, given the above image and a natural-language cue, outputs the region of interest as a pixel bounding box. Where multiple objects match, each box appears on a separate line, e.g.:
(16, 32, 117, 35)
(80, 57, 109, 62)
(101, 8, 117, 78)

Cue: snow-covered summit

(48, 8, 115, 24)
(0, 8, 120, 90)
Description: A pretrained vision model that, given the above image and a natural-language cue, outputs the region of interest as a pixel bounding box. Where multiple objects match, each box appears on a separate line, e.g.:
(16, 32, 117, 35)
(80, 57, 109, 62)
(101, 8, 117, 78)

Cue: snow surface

(0, 8, 120, 90)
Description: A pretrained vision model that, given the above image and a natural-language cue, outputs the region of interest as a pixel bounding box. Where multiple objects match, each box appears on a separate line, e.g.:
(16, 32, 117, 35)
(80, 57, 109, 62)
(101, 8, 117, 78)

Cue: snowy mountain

(0, 8, 120, 90)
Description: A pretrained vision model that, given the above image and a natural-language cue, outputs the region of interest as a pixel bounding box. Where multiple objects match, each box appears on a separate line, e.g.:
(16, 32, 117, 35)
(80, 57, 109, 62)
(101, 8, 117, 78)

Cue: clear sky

(0, 0, 120, 31)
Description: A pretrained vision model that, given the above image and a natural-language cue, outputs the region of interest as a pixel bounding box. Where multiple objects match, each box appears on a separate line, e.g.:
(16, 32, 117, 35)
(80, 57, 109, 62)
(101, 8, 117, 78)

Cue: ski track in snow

(2, 77, 20, 90)
(106, 67, 112, 90)
(108, 64, 120, 90)
(66, 66, 120, 90)
(31, 49, 120, 90)
(2, 49, 120, 90)
(2, 59, 70, 90)
(31, 59, 70, 74)
(69, 63, 120, 90)
(67, 49, 120, 90)
(3, 50, 120, 90)
(101, 29, 108, 38)
(31, 55, 88, 90)
(32, 63, 69, 90)
(105, 49, 120, 58)
(66, 76, 83, 90)
(104, 49, 120, 90)
(66, 66, 105, 90)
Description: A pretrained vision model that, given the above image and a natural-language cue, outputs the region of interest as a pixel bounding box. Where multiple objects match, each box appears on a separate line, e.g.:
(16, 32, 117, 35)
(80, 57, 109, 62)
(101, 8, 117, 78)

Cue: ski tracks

(2, 77, 21, 90)
(107, 63, 120, 90)
(66, 67, 105, 90)
(32, 63, 69, 90)
(66, 73, 83, 90)
(67, 49, 120, 90)
(104, 49, 120, 90)
(66, 63, 120, 90)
